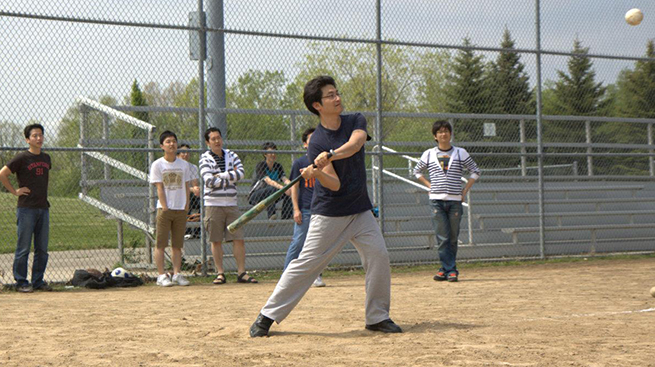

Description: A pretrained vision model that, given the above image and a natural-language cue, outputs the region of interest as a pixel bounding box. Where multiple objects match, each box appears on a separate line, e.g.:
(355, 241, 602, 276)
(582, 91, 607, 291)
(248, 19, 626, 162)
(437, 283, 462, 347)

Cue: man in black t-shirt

(250, 76, 401, 337)
(0, 124, 52, 293)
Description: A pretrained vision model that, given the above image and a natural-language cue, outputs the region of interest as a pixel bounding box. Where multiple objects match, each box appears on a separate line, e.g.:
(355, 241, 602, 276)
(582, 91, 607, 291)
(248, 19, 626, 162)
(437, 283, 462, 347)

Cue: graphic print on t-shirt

(162, 169, 183, 190)
(438, 154, 450, 173)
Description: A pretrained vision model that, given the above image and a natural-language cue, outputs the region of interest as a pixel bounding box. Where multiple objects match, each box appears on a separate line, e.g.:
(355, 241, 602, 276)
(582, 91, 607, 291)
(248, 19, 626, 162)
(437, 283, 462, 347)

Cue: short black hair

(204, 127, 222, 142)
(178, 143, 191, 149)
(24, 123, 44, 139)
(262, 141, 277, 151)
(432, 120, 452, 136)
(303, 76, 336, 116)
(301, 128, 315, 144)
(159, 130, 177, 145)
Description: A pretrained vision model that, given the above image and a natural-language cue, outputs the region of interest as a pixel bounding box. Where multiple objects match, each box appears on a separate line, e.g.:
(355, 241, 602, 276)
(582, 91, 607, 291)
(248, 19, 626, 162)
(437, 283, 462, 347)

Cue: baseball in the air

(625, 8, 644, 26)
(650, 286, 655, 298)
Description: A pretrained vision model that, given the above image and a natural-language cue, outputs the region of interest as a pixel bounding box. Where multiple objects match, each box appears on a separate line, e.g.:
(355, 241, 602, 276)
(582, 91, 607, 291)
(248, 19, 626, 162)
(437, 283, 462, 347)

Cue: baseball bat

(227, 153, 332, 233)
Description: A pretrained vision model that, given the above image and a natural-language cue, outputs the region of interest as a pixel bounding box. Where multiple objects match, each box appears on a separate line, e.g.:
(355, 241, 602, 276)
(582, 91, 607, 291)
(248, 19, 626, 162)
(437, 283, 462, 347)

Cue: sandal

(213, 273, 226, 285)
(237, 272, 258, 284)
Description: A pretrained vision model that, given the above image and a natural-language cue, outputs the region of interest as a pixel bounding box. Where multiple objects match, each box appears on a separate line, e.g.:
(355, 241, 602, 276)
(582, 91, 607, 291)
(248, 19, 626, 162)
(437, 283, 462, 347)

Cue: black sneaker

(365, 319, 403, 333)
(447, 272, 458, 282)
(433, 271, 447, 281)
(17, 284, 33, 293)
(250, 313, 274, 337)
(34, 283, 53, 291)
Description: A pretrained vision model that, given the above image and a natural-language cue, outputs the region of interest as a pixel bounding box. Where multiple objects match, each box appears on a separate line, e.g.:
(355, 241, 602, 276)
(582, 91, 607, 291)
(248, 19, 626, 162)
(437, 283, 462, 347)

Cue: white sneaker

(312, 275, 326, 287)
(157, 274, 173, 287)
(172, 273, 190, 286)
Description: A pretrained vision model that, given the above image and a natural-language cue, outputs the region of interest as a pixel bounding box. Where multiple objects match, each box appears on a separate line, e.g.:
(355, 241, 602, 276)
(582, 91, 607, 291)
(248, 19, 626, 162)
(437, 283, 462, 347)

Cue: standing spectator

(248, 142, 293, 220)
(413, 120, 480, 282)
(0, 124, 52, 293)
(283, 128, 325, 287)
(177, 144, 201, 239)
(149, 131, 193, 287)
(200, 127, 257, 284)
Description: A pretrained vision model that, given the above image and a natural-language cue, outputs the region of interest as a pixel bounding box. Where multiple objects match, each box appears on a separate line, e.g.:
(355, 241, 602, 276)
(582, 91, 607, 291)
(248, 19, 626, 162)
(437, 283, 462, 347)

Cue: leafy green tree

(285, 42, 432, 141)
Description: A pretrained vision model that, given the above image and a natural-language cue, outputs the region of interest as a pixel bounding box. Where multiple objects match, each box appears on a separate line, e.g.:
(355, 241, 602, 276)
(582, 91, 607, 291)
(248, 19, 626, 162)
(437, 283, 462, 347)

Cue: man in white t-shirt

(149, 131, 193, 287)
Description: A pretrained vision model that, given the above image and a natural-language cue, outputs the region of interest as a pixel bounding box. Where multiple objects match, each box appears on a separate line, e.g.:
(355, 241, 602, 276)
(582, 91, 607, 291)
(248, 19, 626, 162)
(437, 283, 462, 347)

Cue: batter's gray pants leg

(260, 210, 391, 325)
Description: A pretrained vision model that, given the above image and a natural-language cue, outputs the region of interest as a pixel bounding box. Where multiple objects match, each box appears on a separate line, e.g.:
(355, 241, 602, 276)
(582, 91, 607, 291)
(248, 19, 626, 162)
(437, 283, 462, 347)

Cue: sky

(1, 0, 654, 130)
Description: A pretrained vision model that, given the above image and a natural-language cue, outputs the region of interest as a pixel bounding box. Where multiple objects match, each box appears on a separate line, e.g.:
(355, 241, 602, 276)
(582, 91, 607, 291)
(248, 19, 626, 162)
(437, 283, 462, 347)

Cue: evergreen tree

(488, 29, 534, 115)
(594, 40, 655, 175)
(445, 38, 492, 142)
(549, 39, 609, 116)
(619, 39, 655, 119)
(446, 38, 490, 115)
(130, 79, 150, 123)
(486, 29, 535, 168)
(544, 39, 611, 144)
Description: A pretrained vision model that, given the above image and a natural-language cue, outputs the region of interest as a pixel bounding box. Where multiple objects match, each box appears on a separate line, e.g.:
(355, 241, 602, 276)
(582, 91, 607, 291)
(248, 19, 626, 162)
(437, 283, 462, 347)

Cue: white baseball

(625, 8, 644, 26)
(650, 286, 655, 298)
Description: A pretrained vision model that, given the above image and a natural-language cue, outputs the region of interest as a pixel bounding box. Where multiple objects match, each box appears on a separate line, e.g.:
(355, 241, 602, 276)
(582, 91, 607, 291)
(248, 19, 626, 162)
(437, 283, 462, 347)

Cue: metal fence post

(147, 128, 155, 264)
(290, 115, 297, 163)
(649, 123, 654, 177)
(117, 219, 124, 264)
(520, 119, 527, 176)
(466, 192, 474, 245)
(198, 0, 208, 277)
(375, 0, 385, 233)
(535, 0, 546, 259)
(80, 105, 88, 196)
(102, 113, 110, 180)
(207, 0, 227, 136)
(585, 120, 593, 176)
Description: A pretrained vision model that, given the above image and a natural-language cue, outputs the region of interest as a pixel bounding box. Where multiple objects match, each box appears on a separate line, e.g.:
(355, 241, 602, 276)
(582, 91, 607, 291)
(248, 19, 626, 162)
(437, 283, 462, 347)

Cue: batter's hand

(15, 187, 30, 196)
(293, 209, 302, 225)
(300, 164, 316, 181)
(314, 151, 331, 169)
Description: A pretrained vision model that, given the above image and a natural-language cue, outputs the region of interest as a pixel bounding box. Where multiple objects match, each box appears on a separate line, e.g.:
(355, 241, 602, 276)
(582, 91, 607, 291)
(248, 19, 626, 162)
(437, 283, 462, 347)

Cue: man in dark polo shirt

(0, 123, 52, 293)
(250, 76, 401, 337)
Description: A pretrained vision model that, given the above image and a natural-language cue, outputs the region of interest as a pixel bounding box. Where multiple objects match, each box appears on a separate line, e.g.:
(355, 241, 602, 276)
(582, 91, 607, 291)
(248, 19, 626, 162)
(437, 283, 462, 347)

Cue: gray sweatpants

(260, 210, 391, 325)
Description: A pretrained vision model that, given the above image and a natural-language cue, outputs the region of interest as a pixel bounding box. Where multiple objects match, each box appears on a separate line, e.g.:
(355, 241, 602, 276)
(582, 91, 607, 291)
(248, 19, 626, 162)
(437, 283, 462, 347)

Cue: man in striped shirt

(413, 120, 480, 282)
(200, 127, 257, 284)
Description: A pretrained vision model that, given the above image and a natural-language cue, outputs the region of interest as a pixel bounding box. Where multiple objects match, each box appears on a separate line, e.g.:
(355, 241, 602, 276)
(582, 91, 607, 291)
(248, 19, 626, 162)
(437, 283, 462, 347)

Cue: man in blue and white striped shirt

(200, 127, 257, 284)
(414, 120, 480, 282)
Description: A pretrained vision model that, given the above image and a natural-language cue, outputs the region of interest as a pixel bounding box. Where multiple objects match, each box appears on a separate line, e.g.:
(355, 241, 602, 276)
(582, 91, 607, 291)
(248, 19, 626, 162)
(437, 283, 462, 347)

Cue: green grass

(0, 193, 145, 254)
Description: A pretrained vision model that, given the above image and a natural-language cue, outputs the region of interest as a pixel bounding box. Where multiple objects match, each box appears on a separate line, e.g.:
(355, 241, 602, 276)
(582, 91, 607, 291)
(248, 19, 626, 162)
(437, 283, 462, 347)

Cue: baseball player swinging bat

(227, 152, 332, 233)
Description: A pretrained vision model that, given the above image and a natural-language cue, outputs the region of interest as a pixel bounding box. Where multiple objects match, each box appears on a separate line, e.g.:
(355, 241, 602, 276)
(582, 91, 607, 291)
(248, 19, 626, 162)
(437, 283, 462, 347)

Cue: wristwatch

(329, 149, 336, 157)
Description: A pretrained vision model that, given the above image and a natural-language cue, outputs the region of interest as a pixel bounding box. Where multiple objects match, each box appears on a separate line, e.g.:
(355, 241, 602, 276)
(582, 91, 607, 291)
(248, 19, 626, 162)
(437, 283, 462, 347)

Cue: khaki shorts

(204, 206, 244, 243)
(156, 209, 187, 249)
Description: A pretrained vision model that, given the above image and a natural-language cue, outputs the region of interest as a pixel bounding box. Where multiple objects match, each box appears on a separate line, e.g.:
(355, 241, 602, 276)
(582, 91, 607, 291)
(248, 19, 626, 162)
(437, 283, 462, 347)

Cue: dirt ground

(1, 258, 654, 367)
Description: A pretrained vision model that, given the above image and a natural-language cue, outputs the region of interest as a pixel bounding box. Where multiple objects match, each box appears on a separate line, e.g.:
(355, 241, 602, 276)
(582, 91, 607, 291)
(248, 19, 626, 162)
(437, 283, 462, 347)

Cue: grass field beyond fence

(0, 193, 145, 254)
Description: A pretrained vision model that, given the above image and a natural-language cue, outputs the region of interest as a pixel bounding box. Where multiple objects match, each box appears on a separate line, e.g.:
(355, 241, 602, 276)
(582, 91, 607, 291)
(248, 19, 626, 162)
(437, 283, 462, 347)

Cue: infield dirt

(1, 258, 654, 367)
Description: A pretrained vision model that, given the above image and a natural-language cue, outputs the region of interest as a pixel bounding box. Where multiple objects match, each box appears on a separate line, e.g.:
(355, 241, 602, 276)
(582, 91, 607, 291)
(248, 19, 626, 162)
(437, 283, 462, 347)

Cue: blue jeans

(14, 207, 50, 287)
(283, 209, 311, 270)
(249, 186, 293, 219)
(430, 200, 462, 274)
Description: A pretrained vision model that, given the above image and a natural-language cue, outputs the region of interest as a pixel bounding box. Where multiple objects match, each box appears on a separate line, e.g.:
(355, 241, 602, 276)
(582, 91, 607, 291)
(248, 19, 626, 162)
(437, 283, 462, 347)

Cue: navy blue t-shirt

(289, 155, 315, 211)
(308, 113, 372, 217)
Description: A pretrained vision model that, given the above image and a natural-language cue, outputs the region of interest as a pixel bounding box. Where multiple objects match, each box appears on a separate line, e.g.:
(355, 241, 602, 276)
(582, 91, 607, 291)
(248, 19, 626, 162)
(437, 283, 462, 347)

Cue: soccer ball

(111, 267, 127, 278)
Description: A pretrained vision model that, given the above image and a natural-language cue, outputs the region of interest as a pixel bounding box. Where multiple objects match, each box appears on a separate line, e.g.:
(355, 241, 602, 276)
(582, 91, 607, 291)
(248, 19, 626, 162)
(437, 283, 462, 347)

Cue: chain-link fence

(1, 0, 654, 284)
